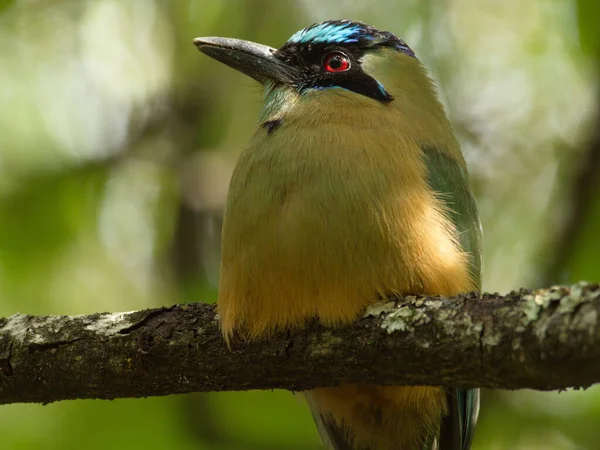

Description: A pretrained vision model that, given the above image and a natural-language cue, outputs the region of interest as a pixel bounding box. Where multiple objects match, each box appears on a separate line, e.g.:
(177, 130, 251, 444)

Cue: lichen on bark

(0, 282, 599, 405)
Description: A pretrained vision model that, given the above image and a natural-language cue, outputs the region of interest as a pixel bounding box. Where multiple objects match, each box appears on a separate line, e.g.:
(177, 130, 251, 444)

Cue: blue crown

(284, 20, 415, 57)
(287, 20, 366, 45)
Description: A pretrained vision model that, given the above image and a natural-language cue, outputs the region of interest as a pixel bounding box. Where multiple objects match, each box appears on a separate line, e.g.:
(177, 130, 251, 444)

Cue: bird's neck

(260, 76, 465, 168)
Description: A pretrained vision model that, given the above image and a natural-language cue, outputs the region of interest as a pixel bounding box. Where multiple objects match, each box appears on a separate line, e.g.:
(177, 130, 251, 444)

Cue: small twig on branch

(0, 282, 599, 405)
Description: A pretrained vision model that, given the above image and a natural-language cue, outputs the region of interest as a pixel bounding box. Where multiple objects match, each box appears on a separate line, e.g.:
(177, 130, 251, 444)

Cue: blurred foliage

(0, 0, 598, 449)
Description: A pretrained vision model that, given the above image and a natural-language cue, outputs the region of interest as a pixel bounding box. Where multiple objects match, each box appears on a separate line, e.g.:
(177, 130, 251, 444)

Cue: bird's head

(194, 20, 422, 108)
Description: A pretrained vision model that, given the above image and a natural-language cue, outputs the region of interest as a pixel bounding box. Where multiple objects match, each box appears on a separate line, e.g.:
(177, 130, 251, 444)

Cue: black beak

(193, 37, 296, 85)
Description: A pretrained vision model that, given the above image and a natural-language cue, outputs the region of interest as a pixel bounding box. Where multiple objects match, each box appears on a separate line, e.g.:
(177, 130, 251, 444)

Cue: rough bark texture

(0, 282, 599, 405)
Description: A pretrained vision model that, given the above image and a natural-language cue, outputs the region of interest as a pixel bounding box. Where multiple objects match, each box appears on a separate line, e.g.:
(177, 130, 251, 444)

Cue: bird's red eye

(323, 52, 351, 73)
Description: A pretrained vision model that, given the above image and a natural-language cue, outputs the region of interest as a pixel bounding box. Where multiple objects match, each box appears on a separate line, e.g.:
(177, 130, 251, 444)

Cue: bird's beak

(193, 37, 296, 85)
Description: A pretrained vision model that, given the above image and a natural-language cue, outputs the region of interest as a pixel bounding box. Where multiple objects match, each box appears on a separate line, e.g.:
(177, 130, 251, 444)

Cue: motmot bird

(194, 19, 482, 450)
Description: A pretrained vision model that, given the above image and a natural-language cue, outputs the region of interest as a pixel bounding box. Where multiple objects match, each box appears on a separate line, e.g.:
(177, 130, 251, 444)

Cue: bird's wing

(422, 145, 482, 286)
(422, 145, 482, 450)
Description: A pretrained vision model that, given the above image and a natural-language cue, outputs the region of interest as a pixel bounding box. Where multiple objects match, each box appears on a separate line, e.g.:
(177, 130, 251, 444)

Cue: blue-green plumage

(424, 146, 482, 450)
(287, 21, 364, 44)
(423, 146, 483, 286)
(283, 20, 415, 57)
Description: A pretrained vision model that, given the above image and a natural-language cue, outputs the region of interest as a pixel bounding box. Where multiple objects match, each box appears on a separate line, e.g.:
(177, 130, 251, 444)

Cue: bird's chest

(218, 133, 465, 337)
(227, 137, 419, 277)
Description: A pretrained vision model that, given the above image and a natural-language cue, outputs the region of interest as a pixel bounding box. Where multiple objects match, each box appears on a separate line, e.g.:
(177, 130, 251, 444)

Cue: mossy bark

(0, 282, 599, 405)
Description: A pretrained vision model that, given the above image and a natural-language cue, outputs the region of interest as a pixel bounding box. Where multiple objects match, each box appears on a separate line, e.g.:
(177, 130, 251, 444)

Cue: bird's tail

(305, 386, 478, 450)
(306, 394, 361, 450)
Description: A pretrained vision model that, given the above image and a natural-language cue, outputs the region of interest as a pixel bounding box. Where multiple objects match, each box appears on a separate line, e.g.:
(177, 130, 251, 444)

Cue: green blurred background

(0, 0, 599, 449)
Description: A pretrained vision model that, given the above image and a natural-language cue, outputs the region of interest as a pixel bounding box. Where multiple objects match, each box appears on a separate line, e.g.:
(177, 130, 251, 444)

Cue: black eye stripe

(270, 21, 414, 102)
(275, 43, 392, 103)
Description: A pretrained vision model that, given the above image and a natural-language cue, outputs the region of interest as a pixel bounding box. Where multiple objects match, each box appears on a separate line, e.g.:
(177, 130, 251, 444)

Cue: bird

(193, 19, 482, 450)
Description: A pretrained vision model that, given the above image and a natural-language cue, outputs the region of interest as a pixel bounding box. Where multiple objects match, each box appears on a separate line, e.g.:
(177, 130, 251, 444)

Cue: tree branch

(0, 282, 599, 405)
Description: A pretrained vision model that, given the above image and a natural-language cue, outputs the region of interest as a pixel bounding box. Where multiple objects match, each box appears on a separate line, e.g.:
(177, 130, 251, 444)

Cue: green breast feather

(423, 145, 482, 450)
